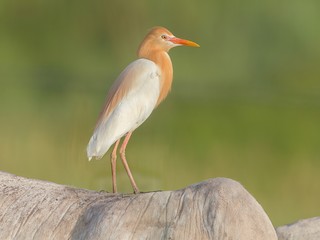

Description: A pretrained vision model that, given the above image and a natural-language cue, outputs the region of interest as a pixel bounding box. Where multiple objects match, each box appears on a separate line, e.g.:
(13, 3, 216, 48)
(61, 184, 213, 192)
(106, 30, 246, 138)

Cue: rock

(276, 217, 320, 240)
(0, 171, 277, 240)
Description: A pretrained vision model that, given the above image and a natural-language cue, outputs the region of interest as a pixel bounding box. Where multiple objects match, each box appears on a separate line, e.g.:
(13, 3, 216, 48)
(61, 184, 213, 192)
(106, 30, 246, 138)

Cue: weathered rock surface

(0, 171, 278, 240)
(276, 217, 320, 240)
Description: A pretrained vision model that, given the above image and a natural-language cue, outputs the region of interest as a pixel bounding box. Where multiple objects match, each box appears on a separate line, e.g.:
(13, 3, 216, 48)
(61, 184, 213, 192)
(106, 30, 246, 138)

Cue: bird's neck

(138, 49, 173, 106)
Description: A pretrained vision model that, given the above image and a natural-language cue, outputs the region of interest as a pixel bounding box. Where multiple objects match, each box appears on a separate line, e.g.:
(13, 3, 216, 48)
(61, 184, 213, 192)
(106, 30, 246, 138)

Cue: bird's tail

(86, 133, 109, 161)
(87, 127, 115, 161)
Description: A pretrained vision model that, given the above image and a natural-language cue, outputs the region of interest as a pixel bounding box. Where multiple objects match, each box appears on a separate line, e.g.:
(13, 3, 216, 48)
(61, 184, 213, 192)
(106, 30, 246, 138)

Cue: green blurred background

(1, 0, 319, 226)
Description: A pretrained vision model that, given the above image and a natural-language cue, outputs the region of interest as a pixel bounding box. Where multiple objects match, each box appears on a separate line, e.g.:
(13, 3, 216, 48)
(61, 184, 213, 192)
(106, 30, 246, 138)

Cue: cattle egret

(87, 26, 199, 193)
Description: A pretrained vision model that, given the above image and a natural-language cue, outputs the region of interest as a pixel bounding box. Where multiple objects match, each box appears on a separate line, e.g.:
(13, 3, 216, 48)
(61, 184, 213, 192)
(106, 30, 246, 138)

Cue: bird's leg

(110, 139, 120, 193)
(119, 131, 140, 194)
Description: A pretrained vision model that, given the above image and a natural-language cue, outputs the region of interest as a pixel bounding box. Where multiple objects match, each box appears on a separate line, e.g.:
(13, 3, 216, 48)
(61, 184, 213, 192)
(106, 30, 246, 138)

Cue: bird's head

(138, 27, 199, 57)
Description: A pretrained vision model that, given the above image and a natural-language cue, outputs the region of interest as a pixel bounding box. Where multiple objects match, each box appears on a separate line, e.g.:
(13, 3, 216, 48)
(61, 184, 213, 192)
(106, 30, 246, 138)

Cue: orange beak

(169, 37, 200, 47)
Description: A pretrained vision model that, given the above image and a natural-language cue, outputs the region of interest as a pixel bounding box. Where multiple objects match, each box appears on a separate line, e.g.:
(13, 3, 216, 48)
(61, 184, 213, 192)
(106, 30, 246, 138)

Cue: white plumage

(87, 59, 161, 160)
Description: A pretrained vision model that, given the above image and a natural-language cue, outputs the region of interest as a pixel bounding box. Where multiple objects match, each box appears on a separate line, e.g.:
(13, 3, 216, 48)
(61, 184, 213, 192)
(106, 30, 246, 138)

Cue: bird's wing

(87, 59, 161, 159)
(95, 59, 155, 126)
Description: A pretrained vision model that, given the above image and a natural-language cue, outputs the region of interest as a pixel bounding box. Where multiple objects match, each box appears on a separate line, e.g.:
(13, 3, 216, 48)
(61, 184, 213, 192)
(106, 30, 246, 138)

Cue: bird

(87, 26, 199, 194)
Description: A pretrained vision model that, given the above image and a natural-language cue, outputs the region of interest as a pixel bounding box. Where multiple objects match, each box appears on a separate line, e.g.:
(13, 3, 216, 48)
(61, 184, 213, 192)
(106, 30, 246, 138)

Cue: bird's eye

(161, 35, 167, 40)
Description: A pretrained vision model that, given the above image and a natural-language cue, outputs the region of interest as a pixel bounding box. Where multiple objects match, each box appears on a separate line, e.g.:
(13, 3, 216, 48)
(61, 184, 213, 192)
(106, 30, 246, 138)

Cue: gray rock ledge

(0, 171, 277, 240)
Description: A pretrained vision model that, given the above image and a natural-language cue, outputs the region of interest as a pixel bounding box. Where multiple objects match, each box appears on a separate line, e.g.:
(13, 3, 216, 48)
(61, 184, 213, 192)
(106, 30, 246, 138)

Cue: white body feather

(87, 59, 161, 160)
